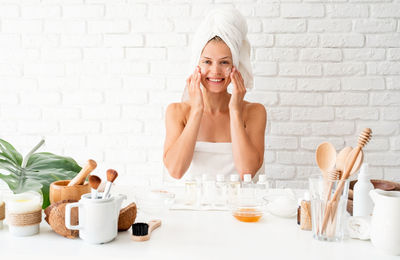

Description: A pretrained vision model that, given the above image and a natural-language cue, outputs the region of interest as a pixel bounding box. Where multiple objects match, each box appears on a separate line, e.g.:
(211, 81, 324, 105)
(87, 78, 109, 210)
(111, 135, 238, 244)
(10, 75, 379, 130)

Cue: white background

(0, 0, 399, 190)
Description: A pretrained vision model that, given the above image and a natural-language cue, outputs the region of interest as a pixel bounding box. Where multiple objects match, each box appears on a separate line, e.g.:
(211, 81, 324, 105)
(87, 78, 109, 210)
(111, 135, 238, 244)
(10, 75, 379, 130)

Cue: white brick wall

(0, 0, 399, 190)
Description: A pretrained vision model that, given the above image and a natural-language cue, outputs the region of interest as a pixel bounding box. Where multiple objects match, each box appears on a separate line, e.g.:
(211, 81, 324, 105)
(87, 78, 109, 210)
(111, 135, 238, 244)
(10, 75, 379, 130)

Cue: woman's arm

(163, 67, 203, 179)
(229, 67, 267, 179)
(230, 104, 266, 179)
(163, 104, 203, 179)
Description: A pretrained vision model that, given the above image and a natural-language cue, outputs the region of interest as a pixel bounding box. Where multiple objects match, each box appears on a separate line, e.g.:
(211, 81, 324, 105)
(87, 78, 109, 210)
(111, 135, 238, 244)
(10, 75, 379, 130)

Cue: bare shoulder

(243, 102, 267, 121)
(166, 102, 191, 123)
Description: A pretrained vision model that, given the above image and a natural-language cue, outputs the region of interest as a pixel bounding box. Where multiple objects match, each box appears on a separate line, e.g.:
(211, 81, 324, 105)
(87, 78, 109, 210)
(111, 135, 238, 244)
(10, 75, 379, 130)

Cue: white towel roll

(347, 216, 371, 240)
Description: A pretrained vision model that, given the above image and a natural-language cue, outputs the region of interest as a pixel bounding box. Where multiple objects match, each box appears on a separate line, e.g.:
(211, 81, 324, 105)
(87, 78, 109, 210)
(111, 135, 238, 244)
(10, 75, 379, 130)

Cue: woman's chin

(203, 85, 228, 93)
(202, 82, 229, 93)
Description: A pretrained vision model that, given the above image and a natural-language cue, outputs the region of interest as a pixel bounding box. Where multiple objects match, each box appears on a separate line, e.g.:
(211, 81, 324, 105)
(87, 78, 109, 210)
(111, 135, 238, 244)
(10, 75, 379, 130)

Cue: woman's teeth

(208, 78, 224, 82)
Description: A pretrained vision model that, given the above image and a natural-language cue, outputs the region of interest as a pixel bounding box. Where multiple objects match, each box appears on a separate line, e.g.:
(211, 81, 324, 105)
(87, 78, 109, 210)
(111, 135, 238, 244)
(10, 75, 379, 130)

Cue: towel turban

(182, 7, 253, 101)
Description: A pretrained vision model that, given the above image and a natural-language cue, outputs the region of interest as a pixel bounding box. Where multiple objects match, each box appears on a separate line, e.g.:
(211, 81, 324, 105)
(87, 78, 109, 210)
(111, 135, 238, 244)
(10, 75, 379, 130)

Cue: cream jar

(6, 191, 42, 236)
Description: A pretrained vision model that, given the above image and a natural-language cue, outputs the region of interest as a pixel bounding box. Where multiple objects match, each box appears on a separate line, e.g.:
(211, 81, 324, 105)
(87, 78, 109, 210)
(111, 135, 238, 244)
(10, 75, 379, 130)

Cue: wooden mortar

(50, 180, 90, 204)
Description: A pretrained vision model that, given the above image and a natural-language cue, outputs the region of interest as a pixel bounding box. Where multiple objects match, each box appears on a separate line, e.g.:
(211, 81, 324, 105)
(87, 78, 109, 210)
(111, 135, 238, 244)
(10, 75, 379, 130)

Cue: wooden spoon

(336, 146, 353, 172)
(344, 148, 364, 178)
(322, 128, 372, 234)
(316, 142, 337, 180)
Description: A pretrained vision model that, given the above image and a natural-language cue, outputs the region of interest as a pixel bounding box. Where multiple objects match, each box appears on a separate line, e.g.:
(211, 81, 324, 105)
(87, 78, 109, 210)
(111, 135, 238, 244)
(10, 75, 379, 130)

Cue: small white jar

(6, 191, 42, 236)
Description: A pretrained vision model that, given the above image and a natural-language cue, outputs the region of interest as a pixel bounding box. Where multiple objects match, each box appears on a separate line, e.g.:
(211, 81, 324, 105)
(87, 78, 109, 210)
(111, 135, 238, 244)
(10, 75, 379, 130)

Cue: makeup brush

(68, 159, 97, 186)
(88, 175, 101, 199)
(131, 220, 161, 242)
(102, 169, 118, 199)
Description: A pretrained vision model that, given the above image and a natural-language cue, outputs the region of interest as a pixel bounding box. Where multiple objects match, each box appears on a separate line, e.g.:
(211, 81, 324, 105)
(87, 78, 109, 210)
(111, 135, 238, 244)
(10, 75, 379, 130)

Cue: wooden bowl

(347, 179, 400, 215)
(50, 180, 90, 204)
(349, 179, 398, 191)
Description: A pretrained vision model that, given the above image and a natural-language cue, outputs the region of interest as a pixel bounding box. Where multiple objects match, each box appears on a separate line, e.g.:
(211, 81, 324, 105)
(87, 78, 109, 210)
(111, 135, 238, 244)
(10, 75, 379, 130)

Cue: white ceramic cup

(65, 193, 126, 244)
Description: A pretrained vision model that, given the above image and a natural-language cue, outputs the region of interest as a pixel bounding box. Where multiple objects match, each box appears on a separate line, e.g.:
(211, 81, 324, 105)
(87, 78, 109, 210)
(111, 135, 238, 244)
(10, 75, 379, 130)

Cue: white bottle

(200, 174, 215, 207)
(242, 174, 253, 188)
(353, 163, 374, 217)
(184, 176, 197, 206)
(215, 174, 227, 207)
(228, 174, 240, 204)
(195, 176, 202, 207)
(240, 174, 255, 198)
(255, 174, 269, 199)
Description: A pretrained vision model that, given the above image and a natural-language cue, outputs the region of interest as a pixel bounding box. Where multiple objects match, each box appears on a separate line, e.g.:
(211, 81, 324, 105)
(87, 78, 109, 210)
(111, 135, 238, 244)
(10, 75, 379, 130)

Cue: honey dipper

(325, 168, 341, 201)
(322, 128, 372, 233)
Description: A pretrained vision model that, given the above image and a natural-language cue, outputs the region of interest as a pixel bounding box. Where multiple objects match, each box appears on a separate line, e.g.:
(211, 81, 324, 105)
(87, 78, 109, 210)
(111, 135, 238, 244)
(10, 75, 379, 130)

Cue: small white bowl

(263, 193, 298, 218)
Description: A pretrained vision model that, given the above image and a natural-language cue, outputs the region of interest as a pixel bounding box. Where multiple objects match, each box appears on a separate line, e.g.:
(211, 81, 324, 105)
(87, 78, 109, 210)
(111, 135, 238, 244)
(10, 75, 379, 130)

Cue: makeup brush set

(88, 169, 118, 200)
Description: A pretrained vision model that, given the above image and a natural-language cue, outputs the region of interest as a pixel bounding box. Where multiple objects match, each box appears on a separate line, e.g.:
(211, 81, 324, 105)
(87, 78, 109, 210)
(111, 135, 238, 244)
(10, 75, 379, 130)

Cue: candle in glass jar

(6, 191, 42, 236)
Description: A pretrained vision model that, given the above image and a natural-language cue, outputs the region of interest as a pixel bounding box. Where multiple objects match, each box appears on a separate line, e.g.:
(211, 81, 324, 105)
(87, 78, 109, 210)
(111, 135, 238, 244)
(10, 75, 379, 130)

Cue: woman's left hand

(229, 67, 246, 113)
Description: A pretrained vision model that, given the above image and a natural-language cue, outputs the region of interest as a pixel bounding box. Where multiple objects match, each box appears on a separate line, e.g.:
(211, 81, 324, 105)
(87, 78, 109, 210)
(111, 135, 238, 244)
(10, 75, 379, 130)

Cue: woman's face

(198, 40, 233, 93)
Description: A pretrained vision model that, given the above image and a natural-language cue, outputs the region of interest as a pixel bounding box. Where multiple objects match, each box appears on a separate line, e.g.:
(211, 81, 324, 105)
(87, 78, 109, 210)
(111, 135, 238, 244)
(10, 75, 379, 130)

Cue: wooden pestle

(67, 159, 97, 186)
(321, 128, 372, 234)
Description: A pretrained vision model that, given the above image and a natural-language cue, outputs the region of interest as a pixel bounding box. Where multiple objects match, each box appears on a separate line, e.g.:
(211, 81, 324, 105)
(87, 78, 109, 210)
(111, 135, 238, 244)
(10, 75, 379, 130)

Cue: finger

(237, 70, 245, 91)
(188, 74, 193, 87)
(230, 70, 236, 88)
(233, 73, 244, 94)
(186, 77, 190, 87)
(231, 75, 239, 95)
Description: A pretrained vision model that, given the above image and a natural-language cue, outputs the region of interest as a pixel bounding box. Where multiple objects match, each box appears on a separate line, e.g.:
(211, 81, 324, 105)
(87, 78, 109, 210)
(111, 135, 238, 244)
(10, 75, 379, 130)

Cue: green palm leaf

(0, 139, 81, 208)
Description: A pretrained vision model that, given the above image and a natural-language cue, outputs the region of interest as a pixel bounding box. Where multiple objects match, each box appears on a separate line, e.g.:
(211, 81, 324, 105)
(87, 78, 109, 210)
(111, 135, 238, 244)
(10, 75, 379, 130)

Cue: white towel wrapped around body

(183, 7, 253, 101)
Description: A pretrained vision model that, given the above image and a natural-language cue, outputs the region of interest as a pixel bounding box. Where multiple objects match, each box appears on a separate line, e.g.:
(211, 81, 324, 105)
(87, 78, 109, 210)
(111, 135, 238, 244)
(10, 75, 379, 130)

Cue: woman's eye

(203, 60, 211, 64)
(221, 61, 229, 65)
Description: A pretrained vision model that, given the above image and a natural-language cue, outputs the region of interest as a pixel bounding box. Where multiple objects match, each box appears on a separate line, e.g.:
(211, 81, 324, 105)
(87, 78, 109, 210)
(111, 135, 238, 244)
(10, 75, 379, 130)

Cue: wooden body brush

(131, 220, 161, 242)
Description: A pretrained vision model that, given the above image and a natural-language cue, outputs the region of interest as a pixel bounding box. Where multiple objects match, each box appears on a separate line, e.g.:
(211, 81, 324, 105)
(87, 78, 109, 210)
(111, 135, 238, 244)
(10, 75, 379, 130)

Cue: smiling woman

(199, 36, 233, 93)
(163, 7, 267, 181)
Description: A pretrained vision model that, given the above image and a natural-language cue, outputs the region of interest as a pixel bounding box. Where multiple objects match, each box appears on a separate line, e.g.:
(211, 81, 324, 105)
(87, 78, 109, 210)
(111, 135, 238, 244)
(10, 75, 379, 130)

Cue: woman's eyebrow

(201, 56, 231, 60)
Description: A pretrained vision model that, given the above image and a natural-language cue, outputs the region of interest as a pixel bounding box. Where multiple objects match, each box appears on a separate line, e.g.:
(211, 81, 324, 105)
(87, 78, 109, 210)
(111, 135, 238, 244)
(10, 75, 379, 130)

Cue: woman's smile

(206, 77, 225, 85)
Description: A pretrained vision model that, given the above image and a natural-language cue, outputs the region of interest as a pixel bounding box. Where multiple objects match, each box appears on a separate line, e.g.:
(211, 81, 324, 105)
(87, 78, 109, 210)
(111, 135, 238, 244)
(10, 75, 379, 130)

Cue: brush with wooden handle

(67, 159, 97, 186)
(102, 169, 118, 199)
(131, 220, 161, 242)
(321, 128, 372, 234)
(89, 175, 101, 199)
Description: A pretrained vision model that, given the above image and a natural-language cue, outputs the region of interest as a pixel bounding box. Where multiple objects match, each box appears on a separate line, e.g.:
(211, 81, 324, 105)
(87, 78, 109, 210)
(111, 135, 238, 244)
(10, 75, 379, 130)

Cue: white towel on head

(182, 7, 253, 102)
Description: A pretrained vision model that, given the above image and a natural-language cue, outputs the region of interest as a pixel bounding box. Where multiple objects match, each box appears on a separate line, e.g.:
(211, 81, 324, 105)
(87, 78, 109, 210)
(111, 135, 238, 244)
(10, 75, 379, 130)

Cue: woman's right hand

(186, 66, 204, 111)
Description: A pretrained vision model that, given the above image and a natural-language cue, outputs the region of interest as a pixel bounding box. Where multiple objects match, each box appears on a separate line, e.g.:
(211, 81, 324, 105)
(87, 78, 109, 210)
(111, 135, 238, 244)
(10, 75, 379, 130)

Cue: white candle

(6, 191, 43, 236)
(6, 192, 42, 214)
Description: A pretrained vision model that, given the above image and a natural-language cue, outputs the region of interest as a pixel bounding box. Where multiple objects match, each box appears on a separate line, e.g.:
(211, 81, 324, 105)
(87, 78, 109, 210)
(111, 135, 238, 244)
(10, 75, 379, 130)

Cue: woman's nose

(210, 63, 223, 75)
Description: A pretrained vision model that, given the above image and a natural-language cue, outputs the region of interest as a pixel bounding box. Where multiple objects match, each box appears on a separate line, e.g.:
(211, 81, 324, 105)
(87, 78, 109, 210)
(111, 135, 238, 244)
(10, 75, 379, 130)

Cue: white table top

(1, 185, 398, 260)
(0, 208, 398, 260)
